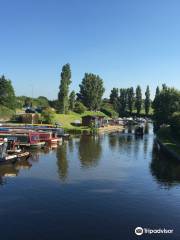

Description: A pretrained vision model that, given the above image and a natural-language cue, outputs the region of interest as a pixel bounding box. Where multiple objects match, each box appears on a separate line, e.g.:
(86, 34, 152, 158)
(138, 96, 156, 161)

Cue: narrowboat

(0, 131, 45, 148)
(38, 131, 62, 145)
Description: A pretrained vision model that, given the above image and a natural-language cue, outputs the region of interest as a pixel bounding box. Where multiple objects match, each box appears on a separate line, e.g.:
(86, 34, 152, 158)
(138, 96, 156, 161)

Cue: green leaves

(0, 75, 16, 110)
(79, 73, 105, 111)
(58, 64, 72, 114)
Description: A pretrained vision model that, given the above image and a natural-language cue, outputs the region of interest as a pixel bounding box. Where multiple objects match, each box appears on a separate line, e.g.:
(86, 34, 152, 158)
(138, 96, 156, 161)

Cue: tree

(127, 87, 134, 114)
(0, 75, 16, 109)
(152, 86, 180, 126)
(78, 73, 105, 111)
(135, 85, 142, 115)
(118, 88, 127, 116)
(69, 91, 76, 111)
(110, 88, 119, 110)
(58, 64, 72, 114)
(152, 86, 160, 110)
(145, 85, 151, 115)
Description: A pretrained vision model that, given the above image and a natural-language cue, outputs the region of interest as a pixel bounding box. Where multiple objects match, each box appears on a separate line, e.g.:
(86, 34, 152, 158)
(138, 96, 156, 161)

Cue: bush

(100, 103, 118, 118)
(41, 108, 55, 124)
(171, 112, 180, 138)
(74, 102, 87, 114)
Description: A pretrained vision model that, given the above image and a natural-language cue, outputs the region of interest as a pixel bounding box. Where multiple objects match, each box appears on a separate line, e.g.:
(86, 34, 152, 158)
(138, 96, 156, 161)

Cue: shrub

(100, 103, 118, 118)
(41, 108, 55, 124)
(171, 112, 180, 138)
(74, 101, 87, 114)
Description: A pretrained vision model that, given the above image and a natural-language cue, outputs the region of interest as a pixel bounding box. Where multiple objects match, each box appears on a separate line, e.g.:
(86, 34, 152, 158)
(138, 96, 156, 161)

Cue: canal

(0, 124, 180, 240)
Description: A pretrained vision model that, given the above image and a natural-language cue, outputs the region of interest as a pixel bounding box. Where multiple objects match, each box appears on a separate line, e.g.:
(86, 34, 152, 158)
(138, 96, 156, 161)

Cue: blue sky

(0, 0, 180, 99)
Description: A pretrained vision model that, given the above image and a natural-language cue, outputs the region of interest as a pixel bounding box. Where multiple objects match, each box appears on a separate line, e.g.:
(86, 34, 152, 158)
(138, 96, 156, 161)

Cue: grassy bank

(54, 111, 108, 134)
(0, 105, 15, 121)
(157, 127, 180, 156)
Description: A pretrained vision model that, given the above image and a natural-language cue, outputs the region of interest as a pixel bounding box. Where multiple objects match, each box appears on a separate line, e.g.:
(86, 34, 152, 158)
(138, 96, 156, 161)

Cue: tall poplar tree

(58, 64, 72, 114)
(69, 91, 76, 111)
(127, 87, 134, 114)
(135, 85, 142, 115)
(145, 85, 151, 115)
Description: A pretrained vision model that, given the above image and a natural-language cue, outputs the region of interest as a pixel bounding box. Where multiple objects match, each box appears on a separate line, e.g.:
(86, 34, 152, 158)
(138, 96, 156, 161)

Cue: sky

(0, 0, 180, 99)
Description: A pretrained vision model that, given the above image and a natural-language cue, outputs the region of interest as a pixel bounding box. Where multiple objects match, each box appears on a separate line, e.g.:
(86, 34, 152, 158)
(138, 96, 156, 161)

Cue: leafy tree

(171, 112, 180, 138)
(0, 75, 16, 109)
(135, 85, 142, 115)
(58, 64, 72, 114)
(24, 97, 32, 108)
(74, 101, 87, 114)
(153, 86, 180, 126)
(110, 88, 119, 110)
(36, 96, 49, 108)
(69, 91, 76, 111)
(118, 88, 127, 116)
(78, 73, 105, 110)
(100, 102, 118, 118)
(127, 87, 134, 114)
(49, 99, 59, 110)
(145, 85, 151, 115)
(152, 86, 160, 110)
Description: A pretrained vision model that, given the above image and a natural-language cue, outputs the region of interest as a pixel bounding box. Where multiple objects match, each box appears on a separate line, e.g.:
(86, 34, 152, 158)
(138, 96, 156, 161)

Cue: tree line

(109, 85, 151, 116)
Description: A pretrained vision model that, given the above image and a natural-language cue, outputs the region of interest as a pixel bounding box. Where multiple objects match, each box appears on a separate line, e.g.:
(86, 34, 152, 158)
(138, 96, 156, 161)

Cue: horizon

(1, 0, 180, 99)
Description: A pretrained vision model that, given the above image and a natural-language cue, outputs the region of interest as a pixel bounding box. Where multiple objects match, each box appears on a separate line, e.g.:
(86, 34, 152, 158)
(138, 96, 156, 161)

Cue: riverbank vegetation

(153, 85, 180, 157)
(0, 64, 179, 142)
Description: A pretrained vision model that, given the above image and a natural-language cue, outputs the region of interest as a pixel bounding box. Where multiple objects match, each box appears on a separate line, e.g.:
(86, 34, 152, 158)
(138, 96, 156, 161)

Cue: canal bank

(156, 127, 180, 161)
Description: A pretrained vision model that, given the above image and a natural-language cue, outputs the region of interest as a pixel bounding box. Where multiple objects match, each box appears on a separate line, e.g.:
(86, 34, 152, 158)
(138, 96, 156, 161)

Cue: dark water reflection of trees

(150, 142, 180, 187)
(78, 135, 102, 168)
(56, 143, 68, 181)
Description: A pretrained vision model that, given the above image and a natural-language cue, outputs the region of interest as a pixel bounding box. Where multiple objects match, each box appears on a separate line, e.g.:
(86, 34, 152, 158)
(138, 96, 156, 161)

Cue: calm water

(0, 124, 180, 240)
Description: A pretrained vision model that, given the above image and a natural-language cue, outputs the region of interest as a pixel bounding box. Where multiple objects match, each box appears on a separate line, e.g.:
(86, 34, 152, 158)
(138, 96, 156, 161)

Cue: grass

(157, 126, 180, 155)
(54, 111, 108, 133)
(0, 105, 15, 121)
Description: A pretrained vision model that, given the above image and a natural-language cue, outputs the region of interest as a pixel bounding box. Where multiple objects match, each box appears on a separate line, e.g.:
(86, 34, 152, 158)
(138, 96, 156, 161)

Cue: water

(0, 124, 180, 240)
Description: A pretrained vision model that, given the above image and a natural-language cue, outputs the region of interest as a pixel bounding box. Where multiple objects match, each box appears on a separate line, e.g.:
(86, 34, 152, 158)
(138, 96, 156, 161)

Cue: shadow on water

(150, 141, 180, 187)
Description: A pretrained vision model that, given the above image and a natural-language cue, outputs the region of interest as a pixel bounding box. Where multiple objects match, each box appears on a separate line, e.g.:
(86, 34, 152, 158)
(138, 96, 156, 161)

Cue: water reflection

(0, 159, 32, 185)
(78, 135, 102, 168)
(150, 142, 180, 187)
(56, 143, 68, 181)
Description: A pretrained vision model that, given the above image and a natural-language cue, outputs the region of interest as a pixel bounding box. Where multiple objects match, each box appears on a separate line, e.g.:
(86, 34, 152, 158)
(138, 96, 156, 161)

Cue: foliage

(74, 101, 87, 114)
(153, 86, 180, 126)
(118, 88, 127, 116)
(69, 91, 76, 111)
(135, 85, 142, 115)
(58, 64, 72, 114)
(78, 73, 105, 110)
(0, 75, 16, 109)
(145, 85, 151, 115)
(109, 88, 119, 110)
(41, 108, 55, 124)
(127, 87, 134, 114)
(49, 99, 59, 110)
(100, 102, 118, 118)
(171, 112, 180, 138)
